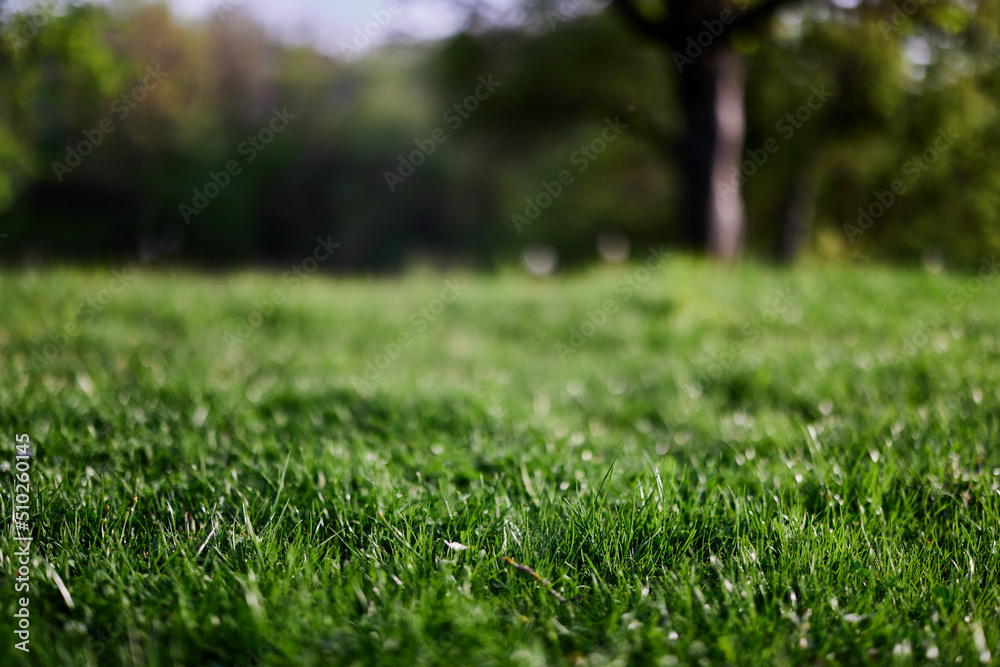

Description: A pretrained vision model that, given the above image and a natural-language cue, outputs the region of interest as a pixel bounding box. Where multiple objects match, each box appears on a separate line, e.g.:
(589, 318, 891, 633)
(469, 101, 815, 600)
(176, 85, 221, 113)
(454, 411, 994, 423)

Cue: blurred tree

(610, 0, 795, 259)
(609, 0, 999, 260)
(1, 0, 998, 269)
(454, 0, 999, 261)
(428, 11, 677, 267)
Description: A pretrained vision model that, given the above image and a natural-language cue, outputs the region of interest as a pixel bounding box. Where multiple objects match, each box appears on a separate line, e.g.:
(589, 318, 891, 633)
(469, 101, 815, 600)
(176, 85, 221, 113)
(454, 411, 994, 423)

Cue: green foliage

(0, 0, 998, 267)
(743, 0, 1000, 265)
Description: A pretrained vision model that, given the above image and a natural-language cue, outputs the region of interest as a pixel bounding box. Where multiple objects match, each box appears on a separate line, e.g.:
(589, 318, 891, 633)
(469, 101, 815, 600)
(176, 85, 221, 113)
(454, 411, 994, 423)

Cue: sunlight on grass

(1, 259, 998, 665)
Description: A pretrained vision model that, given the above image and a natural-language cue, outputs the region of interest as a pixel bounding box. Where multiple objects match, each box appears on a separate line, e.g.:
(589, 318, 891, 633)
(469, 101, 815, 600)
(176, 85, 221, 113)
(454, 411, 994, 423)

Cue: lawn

(1, 258, 999, 666)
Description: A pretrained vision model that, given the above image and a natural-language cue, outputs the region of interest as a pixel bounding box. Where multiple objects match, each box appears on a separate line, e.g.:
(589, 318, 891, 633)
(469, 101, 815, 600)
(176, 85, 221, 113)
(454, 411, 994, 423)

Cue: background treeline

(0, 1, 999, 270)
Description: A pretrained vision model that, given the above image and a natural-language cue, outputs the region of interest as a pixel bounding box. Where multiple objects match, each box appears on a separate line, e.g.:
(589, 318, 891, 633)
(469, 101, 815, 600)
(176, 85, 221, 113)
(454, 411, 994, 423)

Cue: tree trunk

(613, 0, 792, 259)
(778, 164, 819, 262)
(676, 47, 747, 260)
(778, 93, 839, 262)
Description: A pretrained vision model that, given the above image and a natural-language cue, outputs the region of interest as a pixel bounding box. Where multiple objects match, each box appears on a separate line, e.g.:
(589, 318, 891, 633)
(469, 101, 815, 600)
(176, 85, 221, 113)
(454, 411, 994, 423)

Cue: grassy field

(1, 258, 999, 666)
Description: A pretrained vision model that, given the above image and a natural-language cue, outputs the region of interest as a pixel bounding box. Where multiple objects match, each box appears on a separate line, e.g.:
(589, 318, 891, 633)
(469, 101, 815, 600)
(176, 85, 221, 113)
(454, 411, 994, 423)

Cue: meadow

(1, 258, 998, 665)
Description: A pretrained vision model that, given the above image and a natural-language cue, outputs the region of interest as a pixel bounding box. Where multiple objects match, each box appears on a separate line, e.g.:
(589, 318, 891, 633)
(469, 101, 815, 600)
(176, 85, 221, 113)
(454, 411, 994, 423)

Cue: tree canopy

(0, 0, 997, 268)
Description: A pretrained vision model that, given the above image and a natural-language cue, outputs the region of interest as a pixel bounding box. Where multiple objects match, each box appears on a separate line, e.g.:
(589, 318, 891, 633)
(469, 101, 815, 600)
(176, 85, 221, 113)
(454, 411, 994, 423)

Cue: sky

(4, 0, 497, 55)
(6, 0, 596, 57)
(161, 0, 506, 57)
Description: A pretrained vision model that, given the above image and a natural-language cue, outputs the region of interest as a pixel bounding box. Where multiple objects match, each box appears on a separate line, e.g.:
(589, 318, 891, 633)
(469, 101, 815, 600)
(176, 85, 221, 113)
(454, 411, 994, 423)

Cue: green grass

(1, 258, 999, 666)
